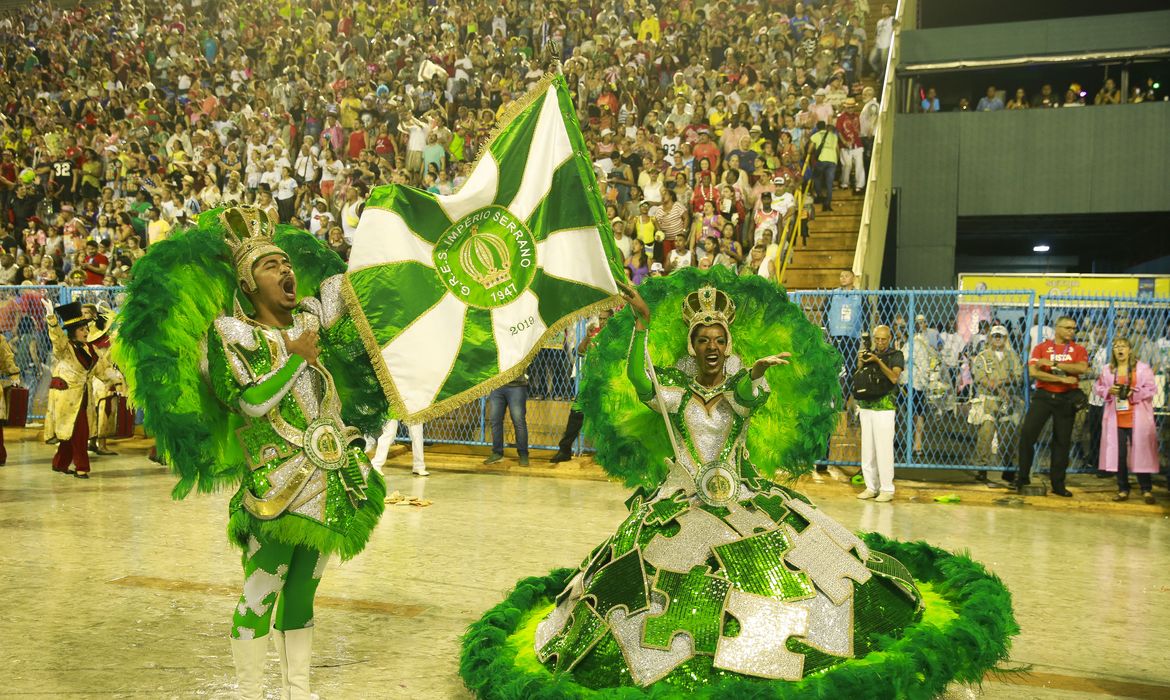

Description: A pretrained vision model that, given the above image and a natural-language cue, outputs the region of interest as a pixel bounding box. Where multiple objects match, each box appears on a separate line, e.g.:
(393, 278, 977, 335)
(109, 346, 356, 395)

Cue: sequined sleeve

(732, 368, 770, 412)
(315, 274, 347, 330)
(46, 318, 70, 361)
(0, 336, 19, 378)
(238, 354, 307, 417)
(206, 326, 245, 409)
(206, 321, 307, 418)
(627, 328, 655, 402)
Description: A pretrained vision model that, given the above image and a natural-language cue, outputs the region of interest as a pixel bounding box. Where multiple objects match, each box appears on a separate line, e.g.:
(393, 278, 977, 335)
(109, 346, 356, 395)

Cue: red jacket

(835, 112, 862, 149)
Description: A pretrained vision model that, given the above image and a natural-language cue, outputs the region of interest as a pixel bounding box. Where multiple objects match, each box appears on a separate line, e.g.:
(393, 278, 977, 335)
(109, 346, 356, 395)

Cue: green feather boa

(112, 208, 389, 499)
(460, 533, 1019, 699)
(578, 267, 840, 489)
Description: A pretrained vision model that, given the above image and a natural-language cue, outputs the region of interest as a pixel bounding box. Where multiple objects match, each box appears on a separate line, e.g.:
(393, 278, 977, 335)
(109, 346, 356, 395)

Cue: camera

(1116, 384, 1131, 400)
(860, 331, 872, 354)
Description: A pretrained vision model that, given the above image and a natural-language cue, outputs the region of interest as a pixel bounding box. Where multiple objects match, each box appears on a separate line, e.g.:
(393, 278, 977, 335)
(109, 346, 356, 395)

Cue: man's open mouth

(281, 276, 296, 299)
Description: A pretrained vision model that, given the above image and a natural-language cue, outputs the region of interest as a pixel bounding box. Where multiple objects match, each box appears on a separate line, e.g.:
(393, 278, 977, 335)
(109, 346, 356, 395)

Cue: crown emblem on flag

(462, 226, 512, 289)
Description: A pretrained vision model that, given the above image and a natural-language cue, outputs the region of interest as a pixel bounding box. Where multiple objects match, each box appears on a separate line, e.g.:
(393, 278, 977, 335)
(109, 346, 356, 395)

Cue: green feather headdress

(112, 207, 389, 499)
(577, 266, 841, 488)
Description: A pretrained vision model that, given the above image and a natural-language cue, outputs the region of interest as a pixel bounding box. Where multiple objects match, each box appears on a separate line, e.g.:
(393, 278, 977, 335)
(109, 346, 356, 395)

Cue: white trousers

(839, 147, 865, 190)
(372, 419, 426, 471)
(859, 408, 896, 493)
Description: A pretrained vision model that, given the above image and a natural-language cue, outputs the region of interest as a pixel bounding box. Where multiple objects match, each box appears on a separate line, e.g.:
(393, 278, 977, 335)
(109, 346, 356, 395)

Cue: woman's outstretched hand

(751, 352, 791, 379)
(618, 281, 651, 330)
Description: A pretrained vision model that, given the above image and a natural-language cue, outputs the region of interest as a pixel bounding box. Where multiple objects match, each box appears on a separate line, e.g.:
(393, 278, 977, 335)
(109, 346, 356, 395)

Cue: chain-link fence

(16, 283, 1162, 468)
(382, 321, 593, 452)
(4, 283, 595, 451)
(0, 284, 113, 420)
(792, 288, 1170, 475)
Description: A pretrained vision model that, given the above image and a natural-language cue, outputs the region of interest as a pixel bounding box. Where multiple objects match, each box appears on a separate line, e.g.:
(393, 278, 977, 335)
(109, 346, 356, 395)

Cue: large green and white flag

(342, 74, 625, 422)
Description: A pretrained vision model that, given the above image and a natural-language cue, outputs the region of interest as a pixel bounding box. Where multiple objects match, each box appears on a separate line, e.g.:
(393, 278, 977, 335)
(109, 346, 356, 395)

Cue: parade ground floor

(1, 429, 1167, 699)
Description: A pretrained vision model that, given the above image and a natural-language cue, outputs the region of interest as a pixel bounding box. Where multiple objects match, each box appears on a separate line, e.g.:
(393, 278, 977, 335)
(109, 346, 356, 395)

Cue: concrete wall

(891, 103, 1170, 286)
(899, 10, 1170, 65)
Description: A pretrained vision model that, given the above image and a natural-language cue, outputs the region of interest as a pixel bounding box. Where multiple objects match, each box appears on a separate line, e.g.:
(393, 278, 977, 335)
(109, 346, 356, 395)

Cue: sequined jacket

(44, 318, 116, 441)
(0, 335, 19, 419)
(205, 274, 383, 556)
(627, 328, 770, 483)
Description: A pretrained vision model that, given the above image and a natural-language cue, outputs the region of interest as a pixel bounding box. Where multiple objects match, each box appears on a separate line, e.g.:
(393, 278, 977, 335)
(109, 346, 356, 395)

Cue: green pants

(230, 534, 328, 639)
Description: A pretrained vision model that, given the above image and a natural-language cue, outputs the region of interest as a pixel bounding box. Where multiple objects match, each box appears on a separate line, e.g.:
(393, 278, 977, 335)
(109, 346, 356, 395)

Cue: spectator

(905, 315, 941, 455)
(1006, 89, 1029, 110)
(976, 86, 1004, 112)
(807, 122, 840, 212)
(626, 239, 651, 285)
(667, 233, 694, 272)
(1062, 86, 1085, 108)
(484, 376, 530, 467)
(921, 88, 941, 113)
(827, 270, 864, 388)
(1093, 338, 1158, 504)
(0, 254, 18, 285)
(856, 324, 904, 502)
(870, 4, 895, 77)
(1016, 316, 1088, 497)
(325, 227, 350, 262)
(653, 189, 689, 252)
(632, 201, 658, 259)
(1094, 79, 1122, 106)
(611, 217, 632, 261)
(1032, 84, 1060, 108)
(836, 98, 865, 194)
(970, 326, 1023, 480)
(81, 240, 108, 286)
(550, 311, 610, 463)
(859, 86, 879, 163)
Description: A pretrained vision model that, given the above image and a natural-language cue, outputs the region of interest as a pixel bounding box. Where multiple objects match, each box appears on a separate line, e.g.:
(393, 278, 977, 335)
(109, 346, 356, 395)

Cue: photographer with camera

(853, 325, 904, 502)
(1093, 337, 1158, 504)
(1016, 316, 1088, 497)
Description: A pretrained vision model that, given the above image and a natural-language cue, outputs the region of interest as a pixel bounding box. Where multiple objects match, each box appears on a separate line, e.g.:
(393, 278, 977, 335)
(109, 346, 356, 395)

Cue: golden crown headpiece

(682, 285, 737, 356)
(219, 207, 283, 293)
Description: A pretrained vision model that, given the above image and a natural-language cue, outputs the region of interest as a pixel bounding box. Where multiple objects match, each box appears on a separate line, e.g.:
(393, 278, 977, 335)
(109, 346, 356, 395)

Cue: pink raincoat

(1093, 361, 1160, 473)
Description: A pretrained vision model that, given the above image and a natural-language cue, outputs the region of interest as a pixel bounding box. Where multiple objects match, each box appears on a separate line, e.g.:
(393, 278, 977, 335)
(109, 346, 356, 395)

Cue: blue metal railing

(790, 288, 1170, 474)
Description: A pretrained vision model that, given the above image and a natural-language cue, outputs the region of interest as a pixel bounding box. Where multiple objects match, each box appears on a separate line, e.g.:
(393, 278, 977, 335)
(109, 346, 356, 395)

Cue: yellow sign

(958, 273, 1170, 298)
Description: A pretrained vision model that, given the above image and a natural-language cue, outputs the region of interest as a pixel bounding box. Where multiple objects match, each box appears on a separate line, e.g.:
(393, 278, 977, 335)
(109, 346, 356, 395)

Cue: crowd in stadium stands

(0, 0, 891, 289)
(918, 78, 1163, 112)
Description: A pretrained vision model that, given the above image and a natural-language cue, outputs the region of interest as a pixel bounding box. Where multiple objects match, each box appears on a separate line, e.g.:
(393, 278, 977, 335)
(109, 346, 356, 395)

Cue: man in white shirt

(294, 142, 318, 184)
(660, 121, 682, 165)
(870, 4, 895, 77)
(859, 86, 879, 163)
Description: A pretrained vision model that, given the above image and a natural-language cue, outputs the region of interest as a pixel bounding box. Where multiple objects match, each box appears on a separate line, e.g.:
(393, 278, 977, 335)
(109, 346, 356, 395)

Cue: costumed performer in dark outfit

(42, 300, 115, 478)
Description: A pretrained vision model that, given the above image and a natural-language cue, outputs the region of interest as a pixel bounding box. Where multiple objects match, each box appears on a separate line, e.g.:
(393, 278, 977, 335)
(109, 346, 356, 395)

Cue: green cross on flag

(342, 73, 625, 422)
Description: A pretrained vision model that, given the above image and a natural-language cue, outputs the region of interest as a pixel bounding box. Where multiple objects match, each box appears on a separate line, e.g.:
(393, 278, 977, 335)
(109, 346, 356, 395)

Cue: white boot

(272, 630, 291, 700)
(230, 635, 270, 700)
(282, 627, 315, 700)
